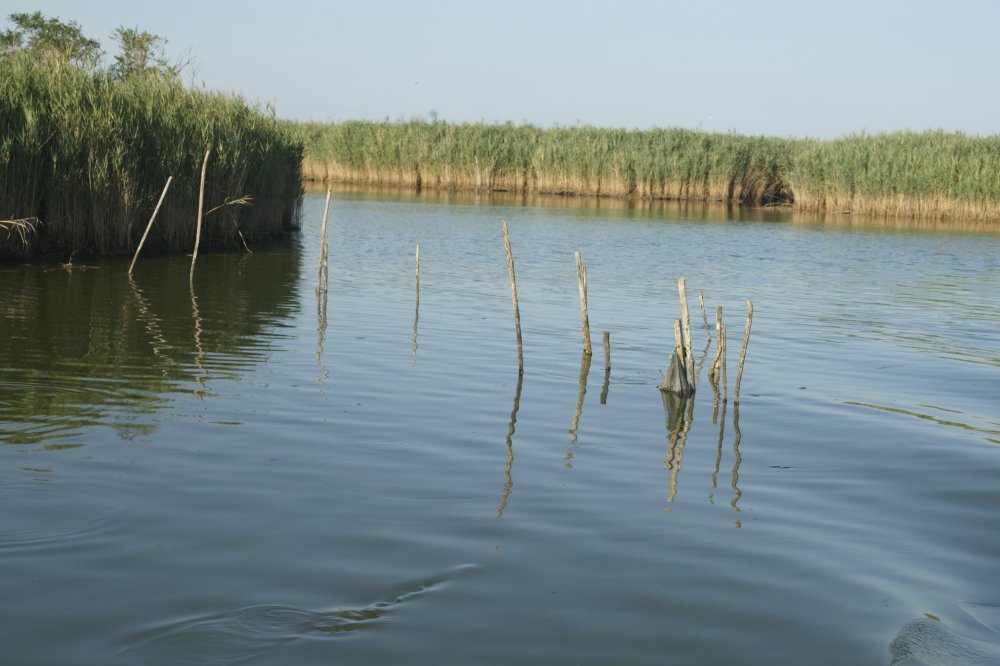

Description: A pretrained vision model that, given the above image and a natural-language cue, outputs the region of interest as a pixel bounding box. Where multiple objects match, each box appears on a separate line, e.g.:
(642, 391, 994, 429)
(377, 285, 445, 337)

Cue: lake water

(2, 188, 999, 665)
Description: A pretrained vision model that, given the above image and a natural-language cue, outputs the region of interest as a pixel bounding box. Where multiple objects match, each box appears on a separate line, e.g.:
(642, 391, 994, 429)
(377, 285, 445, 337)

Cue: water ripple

(117, 564, 479, 665)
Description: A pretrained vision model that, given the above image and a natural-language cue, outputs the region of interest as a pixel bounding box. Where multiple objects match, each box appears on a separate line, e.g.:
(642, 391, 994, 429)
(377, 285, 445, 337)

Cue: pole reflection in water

(710, 397, 727, 504)
(732, 403, 743, 524)
(128, 277, 173, 378)
(663, 378, 744, 518)
(412, 244, 420, 359)
(497, 373, 523, 518)
(316, 283, 329, 384)
(566, 351, 593, 467)
(662, 390, 693, 506)
(600, 331, 610, 405)
(189, 279, 208, 398)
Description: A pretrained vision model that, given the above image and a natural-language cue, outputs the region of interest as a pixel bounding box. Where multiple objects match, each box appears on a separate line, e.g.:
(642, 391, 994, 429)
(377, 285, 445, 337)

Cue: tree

(110, 27, 179, 80)
(0, 12, 102, 67)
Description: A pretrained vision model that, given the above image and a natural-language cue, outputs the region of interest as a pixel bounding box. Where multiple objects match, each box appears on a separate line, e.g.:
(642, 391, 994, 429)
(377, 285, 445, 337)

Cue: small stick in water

(502, 221, 524, 373)
(129, 176, 172, 278)
(699, 290, 711, 340)
(734, 300, 753, 405)
(575, 251, 592, 355)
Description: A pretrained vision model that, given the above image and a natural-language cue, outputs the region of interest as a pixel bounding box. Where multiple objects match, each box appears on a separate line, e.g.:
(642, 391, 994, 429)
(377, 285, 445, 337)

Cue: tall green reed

(295, 120, 1000, 221)
(0, 53, 303, 260)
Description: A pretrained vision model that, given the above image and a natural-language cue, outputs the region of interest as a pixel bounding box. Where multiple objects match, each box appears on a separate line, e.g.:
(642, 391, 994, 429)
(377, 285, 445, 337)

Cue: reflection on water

(663, 363, 743, 515)
(844, 400, 1000, 444)
(412, 243, 420, 359)
(662, 391, 693, 506)
(497, 373, 523, 518)
(0, 249, 300, 446)
(568, 351, 592, 445)
(564, 351, 592, 467)
(307, 182, 1000, 234)
(316, 285, 330, 384)
(3, 187, 1000, 666)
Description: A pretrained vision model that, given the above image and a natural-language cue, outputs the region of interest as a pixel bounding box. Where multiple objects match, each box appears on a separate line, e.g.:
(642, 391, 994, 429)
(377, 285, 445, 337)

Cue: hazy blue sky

(7, 0, 1000, 138)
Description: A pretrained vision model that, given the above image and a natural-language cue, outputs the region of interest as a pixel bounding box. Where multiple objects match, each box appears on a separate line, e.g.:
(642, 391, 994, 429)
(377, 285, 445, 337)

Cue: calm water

(2, 189, 1000, 665)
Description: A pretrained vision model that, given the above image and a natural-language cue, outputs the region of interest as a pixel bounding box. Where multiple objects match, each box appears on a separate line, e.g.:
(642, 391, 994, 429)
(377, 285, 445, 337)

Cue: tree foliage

(0, 11, 102, 67)
(110, 27, 179, 80)
(0, 12, 182, 79)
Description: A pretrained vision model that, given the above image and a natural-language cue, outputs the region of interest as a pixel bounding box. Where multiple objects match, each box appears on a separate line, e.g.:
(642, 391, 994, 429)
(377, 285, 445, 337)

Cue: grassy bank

(296, 120, 1000, 221)
(1, 53, 303, 260)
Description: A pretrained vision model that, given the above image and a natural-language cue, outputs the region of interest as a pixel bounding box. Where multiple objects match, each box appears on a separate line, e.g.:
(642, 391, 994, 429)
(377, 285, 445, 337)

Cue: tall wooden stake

(734, 300, 753, 404)
(678, 277, 696, 391)
(575, 251, 592, 355)
(502, 221, 524, 373)
(709, 305, 723, 385)
(190, 149, 210, 282)
(129, 176, 172, 278)
(721, 322, 728, 402)
(315, 187, 332, 293)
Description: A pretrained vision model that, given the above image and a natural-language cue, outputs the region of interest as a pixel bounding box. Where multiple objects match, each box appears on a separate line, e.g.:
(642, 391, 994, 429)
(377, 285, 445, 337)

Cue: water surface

(2, 189, 999, 665)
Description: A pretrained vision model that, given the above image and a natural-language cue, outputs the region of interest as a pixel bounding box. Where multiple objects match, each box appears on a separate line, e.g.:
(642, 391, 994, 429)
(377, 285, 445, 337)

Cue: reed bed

(0, 53, 303, 260)
(296, 120, 1000, 222)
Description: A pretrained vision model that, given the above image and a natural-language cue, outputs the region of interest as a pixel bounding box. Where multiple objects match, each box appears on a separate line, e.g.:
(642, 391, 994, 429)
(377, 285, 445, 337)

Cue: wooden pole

(734, 300, 753, 405)
(660, 319, 690, 394)
(678, 277, 696, 391)
(189, 149, 210, 282)
(575, 251, 592, 355)
(721, 322, 728, 402)
(502, 221, 524, 373)
(709, 305, 723, 385)
(315, 187, 332, 294)
(699, 290, 711, 340)
(129, 176, 172, 278)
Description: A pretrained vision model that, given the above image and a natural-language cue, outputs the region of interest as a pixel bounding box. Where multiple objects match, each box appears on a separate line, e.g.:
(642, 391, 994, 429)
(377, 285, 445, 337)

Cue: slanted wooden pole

(734, 300, 753, 404)
(699, 290, 711, 340)
(502, 221, 524, 373)
(709, 305, 723, 385)
(315, 187, 332, 293)
(129, 176, 172, 278)
(678, 277, 696, 391)
(575, 251, 592, 355)
(189, 149, 210, 282)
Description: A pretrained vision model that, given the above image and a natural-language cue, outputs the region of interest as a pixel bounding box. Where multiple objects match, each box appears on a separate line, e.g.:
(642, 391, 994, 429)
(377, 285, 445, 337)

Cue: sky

(7, 0, 1000, 138)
